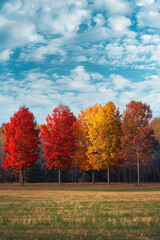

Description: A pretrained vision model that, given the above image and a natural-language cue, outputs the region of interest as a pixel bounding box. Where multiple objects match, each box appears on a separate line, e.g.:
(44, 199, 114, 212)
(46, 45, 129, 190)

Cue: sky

(1, 0, 160, 123)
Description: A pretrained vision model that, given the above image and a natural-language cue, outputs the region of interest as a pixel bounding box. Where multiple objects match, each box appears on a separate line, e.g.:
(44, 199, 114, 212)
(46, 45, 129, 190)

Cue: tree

(151, 117, 160, 144)
(122, 100, 155, 185)
(74, 103, 101, 184)
(0, 124, 5, 183)
(87, 102, 122, 184)
(2, 106, 40, 185)
(151, 117, 160, 181)
(40, 104, 77, 183)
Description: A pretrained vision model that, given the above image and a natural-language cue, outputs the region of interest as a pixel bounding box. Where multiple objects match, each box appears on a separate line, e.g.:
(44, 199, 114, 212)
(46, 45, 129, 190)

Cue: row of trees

(0, 100, 159, 185)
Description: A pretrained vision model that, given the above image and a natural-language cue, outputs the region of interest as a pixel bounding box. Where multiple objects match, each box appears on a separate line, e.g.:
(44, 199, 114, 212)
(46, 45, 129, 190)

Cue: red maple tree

(2, 106, 40, 184)
(122, 100, 155, 185)
(40, 104, 77, 183)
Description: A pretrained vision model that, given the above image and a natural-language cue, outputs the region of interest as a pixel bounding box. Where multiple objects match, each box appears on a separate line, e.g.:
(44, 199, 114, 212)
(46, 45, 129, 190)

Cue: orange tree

(40, 105, 77, 183)
(87, 101, 122, 184)
(2, 106, 40, 185)
(74, 103, 101, 184)
(122, 100, 155, 185)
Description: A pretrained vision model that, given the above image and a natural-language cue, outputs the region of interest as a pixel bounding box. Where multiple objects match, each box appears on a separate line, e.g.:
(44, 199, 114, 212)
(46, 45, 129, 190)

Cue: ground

(0, 183, 160, 240)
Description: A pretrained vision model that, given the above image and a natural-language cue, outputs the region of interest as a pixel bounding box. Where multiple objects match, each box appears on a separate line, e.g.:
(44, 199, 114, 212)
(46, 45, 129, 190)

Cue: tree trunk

(92, 169, 95, 184)
(19, 169, 24, 185)
(82, 170, 84, 182)
(124, 166, 127, 183)
(74, 168, 77, 182)
(142, 164, 144, 183)
(129, 166, 132, 182)
(1, 161, 3, 183)
(71, 166, 73, 183)
(137, 158, 140, 185)
(107, 166, 110, 184)
(117, 167, 121, 182)
(58, 169, 61, 184)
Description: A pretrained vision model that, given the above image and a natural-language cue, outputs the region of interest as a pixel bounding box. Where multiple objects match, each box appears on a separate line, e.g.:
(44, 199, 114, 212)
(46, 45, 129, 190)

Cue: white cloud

(1, 66, 160, 123)
(106, 43, 124, 58)
(23, 39, 66, 61)
(0, 15, 11, 28)
(0, 0, 91, 53)
(77, 55, 88, 62)
(136, 0, 155, 7)
(60, 66, 93, 91)
(108, 15, 131, 34)
(93, 0, 131, 14)
(110, 74, 131, 90)
(93, 14, 105, 26)
(1, 0, 160, 123)
(136, 0, 160, 28)
(141, 34, 160, 44)
(2, 0, 22, 14)
(1, 0, 90, 37)
(0, 49, 13, 62)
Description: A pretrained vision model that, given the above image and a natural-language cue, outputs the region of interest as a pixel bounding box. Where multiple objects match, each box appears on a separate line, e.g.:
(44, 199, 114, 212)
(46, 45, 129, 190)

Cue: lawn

(0, 183, 160, 240)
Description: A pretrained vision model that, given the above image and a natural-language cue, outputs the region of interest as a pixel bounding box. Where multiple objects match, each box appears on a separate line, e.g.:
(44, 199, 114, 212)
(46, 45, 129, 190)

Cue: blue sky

(1, 0, 160, 123)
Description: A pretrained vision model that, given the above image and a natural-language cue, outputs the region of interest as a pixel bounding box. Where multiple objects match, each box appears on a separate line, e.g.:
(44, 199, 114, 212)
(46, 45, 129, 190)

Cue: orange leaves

(74, 103, 101, 170)
(122, 100, 154, 164)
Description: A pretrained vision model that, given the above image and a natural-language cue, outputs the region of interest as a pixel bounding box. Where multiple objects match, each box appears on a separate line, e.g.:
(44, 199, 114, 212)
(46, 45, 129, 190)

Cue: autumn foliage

(151, 117, 160, 144)
(40, 105, 77, 171)
(2, 106, 40, 183)
(87, 102, 122, 183)
(1, 100, 157, 184)
(74, 103, 101, 171)
(122, 100, 155, 184)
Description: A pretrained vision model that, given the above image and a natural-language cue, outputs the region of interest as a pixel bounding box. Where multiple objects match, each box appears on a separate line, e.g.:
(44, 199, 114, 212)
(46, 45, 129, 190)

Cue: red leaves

(2, 106, 40, 170)
(40, 105, 77, 170)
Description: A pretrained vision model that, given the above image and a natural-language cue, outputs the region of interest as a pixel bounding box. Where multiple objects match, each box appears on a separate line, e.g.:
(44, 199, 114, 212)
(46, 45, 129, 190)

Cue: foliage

(87, 101, 122, 170)
(74, 103, 101, 170)
(151, 117, 160, 144)
(0, 124, 4, 161)
(40, 104, 77, 170)
(122, 100, 155, 165)
(2, 106, 40, 170)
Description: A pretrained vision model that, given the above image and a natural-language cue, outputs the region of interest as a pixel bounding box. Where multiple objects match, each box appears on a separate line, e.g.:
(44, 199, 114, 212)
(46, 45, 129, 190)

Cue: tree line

(0, 100, 160, 185)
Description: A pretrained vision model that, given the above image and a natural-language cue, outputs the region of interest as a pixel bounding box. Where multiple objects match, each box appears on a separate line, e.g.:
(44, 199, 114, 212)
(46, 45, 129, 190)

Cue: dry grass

(0, 183, 160, 239)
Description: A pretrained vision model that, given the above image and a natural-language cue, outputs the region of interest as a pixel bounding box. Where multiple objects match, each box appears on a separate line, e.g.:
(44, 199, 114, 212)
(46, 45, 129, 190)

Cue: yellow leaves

(151, 117, 160, 144)
(73, 103, 101, 170)
(87, 102, 122, 170)
(74, 102, 122, 171)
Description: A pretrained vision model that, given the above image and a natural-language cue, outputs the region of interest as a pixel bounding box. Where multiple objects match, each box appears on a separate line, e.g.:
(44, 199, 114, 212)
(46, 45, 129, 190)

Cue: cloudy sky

(1, 0, 160, 123)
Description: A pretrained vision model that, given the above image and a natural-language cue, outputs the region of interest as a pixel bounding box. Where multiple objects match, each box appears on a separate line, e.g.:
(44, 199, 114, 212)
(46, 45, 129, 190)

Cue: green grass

(0, 183, 160, 240)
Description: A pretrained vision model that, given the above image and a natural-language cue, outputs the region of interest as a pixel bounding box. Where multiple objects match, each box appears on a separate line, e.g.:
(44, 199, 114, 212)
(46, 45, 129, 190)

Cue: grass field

(0, 183, 160, 240)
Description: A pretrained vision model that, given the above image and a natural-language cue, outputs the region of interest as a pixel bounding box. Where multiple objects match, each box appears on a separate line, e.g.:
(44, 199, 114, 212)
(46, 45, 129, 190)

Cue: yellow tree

(74, 103, 101, 184)
(151, 117, 160, 144)
(87, 101, 122, 184)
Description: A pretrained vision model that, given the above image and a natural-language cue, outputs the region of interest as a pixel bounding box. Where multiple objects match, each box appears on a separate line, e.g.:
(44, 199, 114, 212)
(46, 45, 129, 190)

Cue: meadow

(0, 183, 160, 240)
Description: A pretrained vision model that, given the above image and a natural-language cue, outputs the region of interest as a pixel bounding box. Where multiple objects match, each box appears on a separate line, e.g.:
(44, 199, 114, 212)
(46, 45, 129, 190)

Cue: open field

(0, 183, 160, 240)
